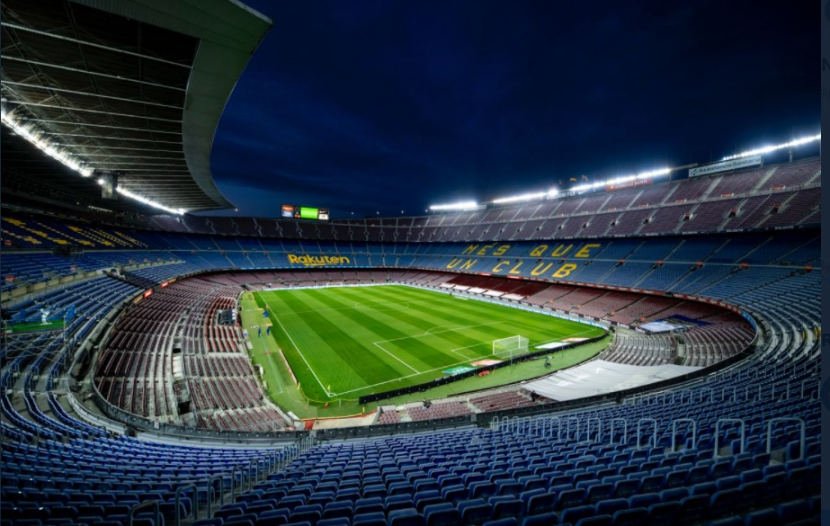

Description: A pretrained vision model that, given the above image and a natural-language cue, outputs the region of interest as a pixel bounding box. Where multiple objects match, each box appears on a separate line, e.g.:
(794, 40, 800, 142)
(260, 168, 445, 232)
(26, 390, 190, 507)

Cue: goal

(492, 335, 530, 360)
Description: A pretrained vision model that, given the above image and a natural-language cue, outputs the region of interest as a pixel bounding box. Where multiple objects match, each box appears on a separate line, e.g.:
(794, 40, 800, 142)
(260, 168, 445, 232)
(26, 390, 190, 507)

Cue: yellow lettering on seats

(575, 243, 601, 258)
(529, 245, 548, 257)
(552, 263, 577, 278)
(493, 244, 510, 256)
(530, 262, 553, 276)
(551, 244, 573, 257)
(492, 261, 511, 273)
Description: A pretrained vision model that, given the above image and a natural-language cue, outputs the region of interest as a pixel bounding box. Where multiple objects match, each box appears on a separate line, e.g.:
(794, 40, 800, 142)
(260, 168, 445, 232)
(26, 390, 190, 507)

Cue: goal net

(493, 335, 530, 360)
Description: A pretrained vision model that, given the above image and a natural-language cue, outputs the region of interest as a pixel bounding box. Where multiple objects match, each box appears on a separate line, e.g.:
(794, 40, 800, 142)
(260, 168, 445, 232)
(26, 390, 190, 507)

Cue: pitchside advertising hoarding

(688, 155, 762, 177)
(281, 204, 330, 221)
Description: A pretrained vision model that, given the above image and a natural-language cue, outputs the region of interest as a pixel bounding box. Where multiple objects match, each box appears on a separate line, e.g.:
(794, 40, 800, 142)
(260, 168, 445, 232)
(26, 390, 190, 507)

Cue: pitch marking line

(423, 320, 509, 336)
(333, 328, 606, 397)
(269, 313, 330, 396)
(371, 342, 422, 374)
(267, 299, 420, 317)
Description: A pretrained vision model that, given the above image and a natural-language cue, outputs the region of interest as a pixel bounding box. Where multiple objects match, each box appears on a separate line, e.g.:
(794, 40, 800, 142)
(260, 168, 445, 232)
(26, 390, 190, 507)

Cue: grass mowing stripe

(256, 285, 606, 402)
(285, 288, 424, 383)
(318, 287, 498, 368)
(299, 288, 438, 372)
(273, 289, 407, 393)
(258, 290, 377, 399)
(252, 292, 334, 396)
(369, 286, 596, 345)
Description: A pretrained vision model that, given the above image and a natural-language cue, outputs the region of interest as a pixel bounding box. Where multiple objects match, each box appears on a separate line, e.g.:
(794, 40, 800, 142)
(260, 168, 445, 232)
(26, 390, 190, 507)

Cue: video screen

(281, 204, 329, 221)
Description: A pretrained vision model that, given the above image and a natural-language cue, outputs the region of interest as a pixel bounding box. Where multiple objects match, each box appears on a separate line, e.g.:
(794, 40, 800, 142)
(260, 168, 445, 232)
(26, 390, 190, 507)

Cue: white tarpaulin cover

(639, 320, 685, 333)
(524, 360, 700, 401)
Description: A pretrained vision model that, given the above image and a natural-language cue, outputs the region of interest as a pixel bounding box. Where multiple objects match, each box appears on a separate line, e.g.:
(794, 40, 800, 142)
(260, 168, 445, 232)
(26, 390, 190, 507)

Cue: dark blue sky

(208, 0, 816, 219)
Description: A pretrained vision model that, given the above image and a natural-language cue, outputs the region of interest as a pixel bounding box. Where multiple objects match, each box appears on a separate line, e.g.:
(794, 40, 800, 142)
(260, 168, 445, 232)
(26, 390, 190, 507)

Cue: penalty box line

(336, 327, 606, 398)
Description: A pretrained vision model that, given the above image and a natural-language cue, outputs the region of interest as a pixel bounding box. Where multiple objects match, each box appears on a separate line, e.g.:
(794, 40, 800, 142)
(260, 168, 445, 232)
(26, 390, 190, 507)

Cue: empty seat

(776, 500, 811, 524)
(611, 507, 647, 526)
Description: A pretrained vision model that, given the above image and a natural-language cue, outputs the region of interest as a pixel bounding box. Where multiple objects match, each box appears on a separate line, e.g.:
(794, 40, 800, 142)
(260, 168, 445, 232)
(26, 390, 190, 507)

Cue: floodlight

(570, 167, 670, 193)
(492, 192, 547, 204)
(429, 201, 479, 211)
(722, 134, 821, 161)
(1, 109, 94, 177)
(117, 187, 185, 215)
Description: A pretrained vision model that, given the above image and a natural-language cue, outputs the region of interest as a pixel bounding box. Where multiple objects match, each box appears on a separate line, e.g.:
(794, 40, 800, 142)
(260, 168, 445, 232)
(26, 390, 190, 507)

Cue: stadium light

(116, 186, 186, 215)
(491, 191, 543, 204)
(429, 201, 479, 211)
(570, 167, 670, 193)
(3, 107, 186, 214)
(1, 108, 94, 177)
(721, 134, 821, 161)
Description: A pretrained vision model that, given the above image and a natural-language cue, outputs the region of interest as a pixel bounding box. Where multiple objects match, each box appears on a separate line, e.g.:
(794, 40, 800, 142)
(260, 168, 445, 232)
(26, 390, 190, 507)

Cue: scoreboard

(281, 204, 329, 221)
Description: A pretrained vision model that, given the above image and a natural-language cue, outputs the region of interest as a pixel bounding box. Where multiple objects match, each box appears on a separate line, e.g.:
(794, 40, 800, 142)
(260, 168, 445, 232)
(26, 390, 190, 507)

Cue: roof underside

(1, 0, 271, 213)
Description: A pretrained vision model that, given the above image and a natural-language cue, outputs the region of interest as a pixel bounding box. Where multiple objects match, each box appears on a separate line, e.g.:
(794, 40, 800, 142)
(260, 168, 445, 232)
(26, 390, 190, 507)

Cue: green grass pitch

(247, 285, 605, 403)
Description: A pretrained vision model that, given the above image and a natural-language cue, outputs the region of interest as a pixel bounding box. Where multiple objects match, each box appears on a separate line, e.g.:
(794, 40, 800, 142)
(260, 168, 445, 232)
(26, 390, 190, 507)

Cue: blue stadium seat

(776, 500, 811, 524)
(646, 501, 681, 526)
(575, 516, 612, 526)
(611, 507, 647, 526)
(520, 512, 559, 526)
(559, 504, 595, 525)
(743, 509, 779, 526)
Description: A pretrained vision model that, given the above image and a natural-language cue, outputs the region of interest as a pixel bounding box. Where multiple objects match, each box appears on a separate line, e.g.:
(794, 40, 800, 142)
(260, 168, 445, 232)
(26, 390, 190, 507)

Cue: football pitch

(245, 285, 605, 404)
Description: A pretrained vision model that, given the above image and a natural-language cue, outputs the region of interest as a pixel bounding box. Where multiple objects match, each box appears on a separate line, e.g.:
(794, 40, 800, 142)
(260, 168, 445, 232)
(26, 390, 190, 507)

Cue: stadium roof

(1, 0, 271, 213)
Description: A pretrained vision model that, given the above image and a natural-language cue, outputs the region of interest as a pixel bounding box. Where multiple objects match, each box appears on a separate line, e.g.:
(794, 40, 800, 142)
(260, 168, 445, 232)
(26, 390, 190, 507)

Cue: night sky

(207, 0, 816, 219)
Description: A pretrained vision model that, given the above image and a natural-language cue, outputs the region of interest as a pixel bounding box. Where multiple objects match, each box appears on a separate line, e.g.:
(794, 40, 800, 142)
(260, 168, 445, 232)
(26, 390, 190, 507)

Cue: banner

(606, 178, 652, 192)
(689, 155, 761, 177)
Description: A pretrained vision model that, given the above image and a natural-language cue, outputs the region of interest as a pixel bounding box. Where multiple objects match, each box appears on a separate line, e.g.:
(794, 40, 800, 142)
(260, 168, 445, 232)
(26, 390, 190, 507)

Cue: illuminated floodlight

(1, 109, 94, 177)
(570, 167, 670, 193)
(3, 107, 186, 215)
(117, 187, 185, 215)
(492, 191, 548, 205)
(722, 134, 821, 161)
(429, 201, 479, 211)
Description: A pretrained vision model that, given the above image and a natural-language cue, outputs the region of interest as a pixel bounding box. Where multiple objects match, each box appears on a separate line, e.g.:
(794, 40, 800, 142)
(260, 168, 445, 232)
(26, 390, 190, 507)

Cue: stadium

(0, 1, 820, 526)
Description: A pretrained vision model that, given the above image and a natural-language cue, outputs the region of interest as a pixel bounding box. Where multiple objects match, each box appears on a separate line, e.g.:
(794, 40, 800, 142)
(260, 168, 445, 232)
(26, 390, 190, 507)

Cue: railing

(671, 418, 696, 452)
(714, 418, 745, 458)
(609, 418, 627, 445)
(128, 500, 159, 526)
(636, 418, 657, 449)
(174, 483, 198, 526)
(206, 473, 225, 517)
(585, 417, 602, 443)
(766, 417, 805, 460)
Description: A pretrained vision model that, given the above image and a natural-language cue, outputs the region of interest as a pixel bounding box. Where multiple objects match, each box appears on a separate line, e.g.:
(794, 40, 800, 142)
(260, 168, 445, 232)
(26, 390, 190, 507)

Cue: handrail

(695, 388, 713, 403)
(609, 418, 627, 445)
(206, 473, 224, 517)
(231, 465, 244, 501)
(128, 500, 159, 526)
(766, 417, 806, 460)
(801, 379, 819, 399)
(490, 416, 500, 431)
(671, 418, 696, 452)
(585, 417, 601, 443)
(545, 417, 562, 440)
(636, 418, 657, 449)
(248, 459, 258, 492)
(714, 418, 745, 458)
(174, 483, 198, 526)
(566, 417, 580, 441)
(770, 381, 790, 400)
